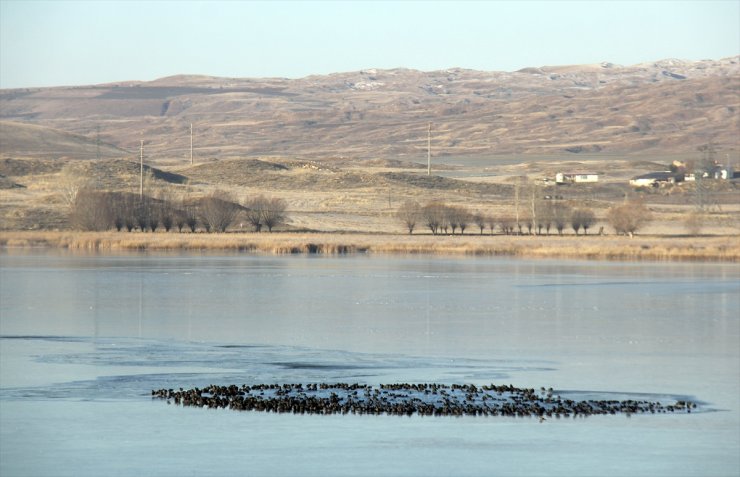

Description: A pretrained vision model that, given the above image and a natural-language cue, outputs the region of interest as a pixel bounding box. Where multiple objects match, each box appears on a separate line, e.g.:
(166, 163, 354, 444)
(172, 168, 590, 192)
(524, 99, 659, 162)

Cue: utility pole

(726, 154, 731, 179)
(427, 122, 432, 176)
(139, 139, 144, 198)
(190, 123, 194, 166)
(514, 177, 520, 234)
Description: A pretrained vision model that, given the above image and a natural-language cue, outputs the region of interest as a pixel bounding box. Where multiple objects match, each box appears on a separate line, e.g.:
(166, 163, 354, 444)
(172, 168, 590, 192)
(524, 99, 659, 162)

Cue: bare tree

(607, 201, 652, 237)
(574, 208, 596, 235)
(185, 206, 198, 233)
(522, 207, 533, 235)
(108, 192, 138, 232)
(513, 176, 523, 235)
(528, 181, 541, 235)
(121, 194, 137, 232)
(160, 211, 173, 232)
(439, 213, 449, 234)
(487, 215, 498, 235)
(173, 196, 188, 232)
(134, 197, 151, 232)
(457, 208, 470, 235)
(109, 193, 126, 232)
(446, 206, 461, 235)
(146, 200, 160, 232)
(551, 203, 571, 235)
(199, 190, 240, 233)
(156, 191, 174, 232)
(261, 197, 287, 232)
(396, 200, 421, 234)
(499, 216, 515, 235)
(69, 189, 114, 231)
(244, 196, 264, 232)
(571, 209, 582, 235)
(541, 202, 554, 235)
(58, 164, 90, 207)
(535, 200, 552, 235)
(473, 212, 486, 235)
(422, 201, 445, 235)
(174, 209, 187, 233)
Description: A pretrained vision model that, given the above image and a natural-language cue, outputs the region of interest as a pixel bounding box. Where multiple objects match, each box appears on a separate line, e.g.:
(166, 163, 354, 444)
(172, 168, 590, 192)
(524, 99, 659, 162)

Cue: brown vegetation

(1, 231, 738, 262)
(607, 201, 653, 237)
(244, 195, 288, 232)
(1, 130, 738, 242)
(2, 58, 738, 159)
(571, 208, 597, 235)
(396, 200, 422, 234)
(198, 191, 241, 233)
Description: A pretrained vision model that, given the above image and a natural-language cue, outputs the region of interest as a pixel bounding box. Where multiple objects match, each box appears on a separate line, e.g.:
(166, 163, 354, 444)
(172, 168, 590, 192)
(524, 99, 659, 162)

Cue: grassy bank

(1, 231, 738, 262)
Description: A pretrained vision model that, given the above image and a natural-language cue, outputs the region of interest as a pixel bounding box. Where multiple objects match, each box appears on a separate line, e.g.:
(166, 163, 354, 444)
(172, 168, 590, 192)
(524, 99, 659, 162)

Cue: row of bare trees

(69, 189, 287, 233)
(397, 200, 651, 236)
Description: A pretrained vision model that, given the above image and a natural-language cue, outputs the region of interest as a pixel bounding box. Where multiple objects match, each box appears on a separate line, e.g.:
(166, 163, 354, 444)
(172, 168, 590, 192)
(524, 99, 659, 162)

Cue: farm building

(555, 172, 599, 184)
(629, 172, 678, 188)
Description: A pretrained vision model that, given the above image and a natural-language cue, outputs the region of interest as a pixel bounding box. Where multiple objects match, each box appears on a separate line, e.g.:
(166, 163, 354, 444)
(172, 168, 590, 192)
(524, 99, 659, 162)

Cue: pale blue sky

(1, 0, 738, 88)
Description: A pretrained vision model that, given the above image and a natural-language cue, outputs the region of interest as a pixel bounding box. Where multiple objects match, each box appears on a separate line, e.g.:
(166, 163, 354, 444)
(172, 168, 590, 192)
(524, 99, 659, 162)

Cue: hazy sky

(1, 0, 738, 88)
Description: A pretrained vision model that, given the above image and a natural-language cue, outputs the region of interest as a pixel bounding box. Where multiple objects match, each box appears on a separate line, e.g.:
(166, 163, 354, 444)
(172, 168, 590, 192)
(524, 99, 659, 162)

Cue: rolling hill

(0, 57, 737, 162)
(0, 120, 129, 159)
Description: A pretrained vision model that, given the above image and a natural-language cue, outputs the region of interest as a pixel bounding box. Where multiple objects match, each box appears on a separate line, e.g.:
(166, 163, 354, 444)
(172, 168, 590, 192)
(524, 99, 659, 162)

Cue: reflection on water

(1, 251, 738, 477)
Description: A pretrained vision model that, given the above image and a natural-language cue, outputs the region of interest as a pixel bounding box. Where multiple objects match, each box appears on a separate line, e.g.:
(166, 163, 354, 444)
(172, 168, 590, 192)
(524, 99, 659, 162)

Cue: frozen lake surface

(1, 252, 738, 476)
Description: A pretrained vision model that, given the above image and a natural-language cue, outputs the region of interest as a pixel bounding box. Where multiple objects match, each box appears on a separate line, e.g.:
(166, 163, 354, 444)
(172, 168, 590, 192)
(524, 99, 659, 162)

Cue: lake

(1, 251, 738, 476)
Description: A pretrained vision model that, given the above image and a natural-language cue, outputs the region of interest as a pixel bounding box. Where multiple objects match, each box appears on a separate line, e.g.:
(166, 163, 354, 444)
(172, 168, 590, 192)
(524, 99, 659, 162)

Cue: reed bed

(1, 231, 738, 262)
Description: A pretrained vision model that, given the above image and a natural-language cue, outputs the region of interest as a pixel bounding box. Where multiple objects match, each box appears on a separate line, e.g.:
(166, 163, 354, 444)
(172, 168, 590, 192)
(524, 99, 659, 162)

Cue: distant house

(688, 167, 734, 180)
(707, 166, 733, 180)
(555, 172, 599, 184)
(629, 172, 678, 188)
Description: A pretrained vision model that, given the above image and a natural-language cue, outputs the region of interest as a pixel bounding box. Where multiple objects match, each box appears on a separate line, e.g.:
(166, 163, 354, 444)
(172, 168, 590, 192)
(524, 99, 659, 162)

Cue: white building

(555, 172, 599, 184)
(629, 172, 676, 188)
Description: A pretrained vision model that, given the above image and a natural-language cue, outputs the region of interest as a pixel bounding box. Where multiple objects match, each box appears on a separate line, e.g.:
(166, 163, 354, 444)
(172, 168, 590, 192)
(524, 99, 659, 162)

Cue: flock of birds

(152, 383, 697, 419)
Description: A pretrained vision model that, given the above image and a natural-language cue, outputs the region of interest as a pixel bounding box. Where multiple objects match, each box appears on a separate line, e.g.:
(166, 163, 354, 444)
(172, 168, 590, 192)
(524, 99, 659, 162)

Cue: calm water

(1, 251, 738, 476)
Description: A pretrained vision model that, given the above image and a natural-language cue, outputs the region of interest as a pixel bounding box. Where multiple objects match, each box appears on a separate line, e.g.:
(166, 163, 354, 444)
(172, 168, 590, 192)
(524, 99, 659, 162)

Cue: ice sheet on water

(0, 336, 557, 402)
(0, 336, 708, 414)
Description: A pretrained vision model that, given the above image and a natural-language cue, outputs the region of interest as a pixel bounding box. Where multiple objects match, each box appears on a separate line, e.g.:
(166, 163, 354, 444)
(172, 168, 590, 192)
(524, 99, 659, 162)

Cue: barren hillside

(0, 120, 130, 159)
(1, 57, 738, 161)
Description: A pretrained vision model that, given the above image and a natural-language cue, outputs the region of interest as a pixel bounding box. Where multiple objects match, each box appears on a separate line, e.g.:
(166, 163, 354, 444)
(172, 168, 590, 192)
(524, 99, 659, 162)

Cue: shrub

(607, 201, 652, 237)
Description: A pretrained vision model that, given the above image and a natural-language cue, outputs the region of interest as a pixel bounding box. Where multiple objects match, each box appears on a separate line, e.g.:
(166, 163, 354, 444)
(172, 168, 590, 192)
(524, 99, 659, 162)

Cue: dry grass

(1, 231, 738, 262)
(2, 154, 738, 237)
(3, 58, 738, 159)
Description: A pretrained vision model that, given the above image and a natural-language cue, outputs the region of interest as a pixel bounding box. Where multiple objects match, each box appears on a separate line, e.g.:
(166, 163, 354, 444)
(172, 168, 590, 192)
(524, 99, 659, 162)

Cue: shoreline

(1, 230, 738, 262)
